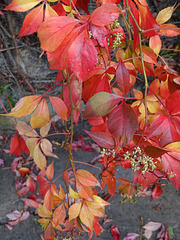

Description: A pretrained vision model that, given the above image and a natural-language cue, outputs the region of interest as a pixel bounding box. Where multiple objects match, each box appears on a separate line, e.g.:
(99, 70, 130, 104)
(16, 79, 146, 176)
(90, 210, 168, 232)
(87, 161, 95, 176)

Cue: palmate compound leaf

(107, 102, 139, 147)
(83, 92, 121, 118)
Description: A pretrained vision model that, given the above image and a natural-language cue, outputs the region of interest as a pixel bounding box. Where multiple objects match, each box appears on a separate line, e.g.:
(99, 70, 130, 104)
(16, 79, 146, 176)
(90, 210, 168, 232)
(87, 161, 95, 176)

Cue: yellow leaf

(33, 144, 47, 172)
(62, 4, 72, 13)
(40, 122, 51, 137)
(40, 138, 58, 158)
(30, 98, 49, 129)
(1, 95, 42, 118)
(79, 203, 94, 231)
(69, 186, 81, 199)
(156, 5, 176, 25)
(68, 202, 82, 221)
(89, 195, 110, 209)
(164, 142, 180, 153)
(38, 204, 52, 218)
(16, 121, 39, 137)
(26, 138, 39, 157)
(38, 218, 50, 230)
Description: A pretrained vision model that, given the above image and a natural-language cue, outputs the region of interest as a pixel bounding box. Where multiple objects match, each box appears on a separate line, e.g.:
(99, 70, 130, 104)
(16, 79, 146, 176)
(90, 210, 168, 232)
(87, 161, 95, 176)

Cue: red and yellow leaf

(2, 95, 42, 118)
(30, 98, 49, 129)
(83, 92, 121, 118)
(4, 0, 41, 12)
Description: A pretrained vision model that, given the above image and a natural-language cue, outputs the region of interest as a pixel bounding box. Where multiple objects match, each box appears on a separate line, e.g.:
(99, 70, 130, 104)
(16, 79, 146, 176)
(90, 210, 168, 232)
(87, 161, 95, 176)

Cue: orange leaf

(49, 96, 67, 121)
(159, 24, 180, 37)
(53, 203, 66, 227)
(1, 95, 42, 118)
(30, 98, 49, 129)
(149, 35, 162, 56)
(44, 189, 53, 212)
(68, 202, 82, 221)
(76, 180, 94, 201)
(46, 162, 54, 181)
(4, 0, 41, 12)
(17, 4, 44, 38)
(33, 144, 47, 172)
(76, 169, 100, 187)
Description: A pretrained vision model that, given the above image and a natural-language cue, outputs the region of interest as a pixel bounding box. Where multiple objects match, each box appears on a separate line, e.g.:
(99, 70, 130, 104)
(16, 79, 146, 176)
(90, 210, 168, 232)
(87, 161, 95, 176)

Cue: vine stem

(64, 69, 75, 173)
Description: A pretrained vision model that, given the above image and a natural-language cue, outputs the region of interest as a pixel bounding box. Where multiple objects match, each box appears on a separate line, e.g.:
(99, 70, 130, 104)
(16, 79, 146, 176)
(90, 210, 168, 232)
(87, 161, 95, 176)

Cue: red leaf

(68, 29, 97, 81)
(107, 102, 139, 147)
(84, 130, 115, 148)
(161, 149, 180, 190)
(93, 217, 103, 237)
(152, 184, 162, 200)
(38, 16, 79, 52)
(82, 73, 111, 103)
(116, 59, 131, 95)
(111, 224, 120, 240)
(10, 133, 22, 156)
(90, 3, 121, 26)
